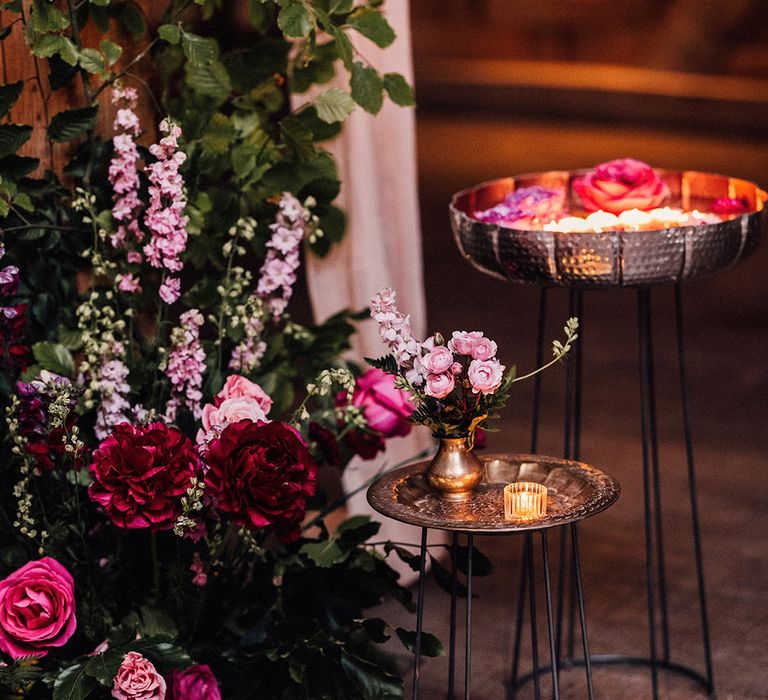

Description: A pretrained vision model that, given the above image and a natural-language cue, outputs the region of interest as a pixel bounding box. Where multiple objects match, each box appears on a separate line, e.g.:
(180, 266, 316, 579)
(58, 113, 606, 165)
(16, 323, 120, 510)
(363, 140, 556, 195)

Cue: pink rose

(196, 397, 269, 446)
(0, 557, 76, 659)
(425, 372, 455, 399)
(170, 664, 221, 700)
(468, 359, 505, 395)
(447, 331, 483, 356)
(112, 651, 166, 700)
(421, 346, 454, 374)
(351, 369, 412, 438)
(574, 158, 670, 213)
(450, 362, 462, 375)
(215, 375, 272, 414)
(470, 337, 497, 361)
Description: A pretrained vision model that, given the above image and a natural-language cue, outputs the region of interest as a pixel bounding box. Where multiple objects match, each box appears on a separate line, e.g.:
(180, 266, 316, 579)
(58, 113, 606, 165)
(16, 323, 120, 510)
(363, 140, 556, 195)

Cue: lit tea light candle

(617, 208, 653, 230)
(504, 482, 548, 520)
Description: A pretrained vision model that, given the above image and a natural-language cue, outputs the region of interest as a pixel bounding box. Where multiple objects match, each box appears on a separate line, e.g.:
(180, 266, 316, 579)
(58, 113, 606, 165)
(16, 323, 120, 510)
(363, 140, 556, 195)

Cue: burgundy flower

(711, 196, 751, 216)
(0, 557, 76, 659)
(89, 422, 199, 530)
(574, 158, 670, 213)
(343, 428, 386, 461)
(204, 420, 316, 543)
(0, 304, 29, 373)
(0, 265, 20, 296)
(308, 421, 341, 467)
(169, 664, 221, 700)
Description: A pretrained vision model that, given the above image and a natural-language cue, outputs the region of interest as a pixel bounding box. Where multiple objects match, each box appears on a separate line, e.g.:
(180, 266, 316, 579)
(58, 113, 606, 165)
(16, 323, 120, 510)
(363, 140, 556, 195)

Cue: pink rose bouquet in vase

(368, 288, 579, 500)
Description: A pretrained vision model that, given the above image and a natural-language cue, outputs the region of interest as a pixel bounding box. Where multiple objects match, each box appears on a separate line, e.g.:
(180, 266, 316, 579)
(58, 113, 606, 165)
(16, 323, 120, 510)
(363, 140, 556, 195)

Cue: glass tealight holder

(504, 482, 548, 521)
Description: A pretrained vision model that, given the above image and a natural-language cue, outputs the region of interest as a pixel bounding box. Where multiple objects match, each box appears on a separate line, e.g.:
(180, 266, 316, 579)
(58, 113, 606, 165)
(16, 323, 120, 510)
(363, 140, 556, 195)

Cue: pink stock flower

(112, 651, 166, 700)
(370, 288, 420, 367)
(468, 359, 505, 395)
(421, 346, 454, 374)
(127, 251, 143, 264)
(169, 664, 221, 700)
(190, 554, 207, 587)
(447, 331, 483, 356)
(159, 277, 181, 305)
(574, 158, 670, 213)
(0, 558, 76, 659)
(215, 375, 272, 414)
(165, 310, 206, 421)
(351, 369, 412, 438)
(117, 274, 142, 294)
(425, 372, 455, 399)
(470, 337, 497, 361)
(94, 359, 131, 440)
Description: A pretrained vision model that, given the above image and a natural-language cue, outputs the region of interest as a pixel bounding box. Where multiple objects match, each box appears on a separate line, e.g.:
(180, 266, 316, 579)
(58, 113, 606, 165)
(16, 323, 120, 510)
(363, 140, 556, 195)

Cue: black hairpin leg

(571, 523, 595, 700)
(508, 536, 530, 699)
(413, 527, 428, 700)
(527, 532, 542, 700)
(674, 285, 715, 698)
(541, 530, 560, 699)
(465, 533, 474, 700)
(448, 531, 459, 700)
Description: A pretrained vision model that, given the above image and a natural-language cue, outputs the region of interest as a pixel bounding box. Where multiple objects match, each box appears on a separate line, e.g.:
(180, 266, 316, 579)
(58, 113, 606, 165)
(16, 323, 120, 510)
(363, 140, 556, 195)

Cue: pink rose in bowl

(470, 337, 497, 361)
(352, 369, 412, 438)
(447, 331, 483, 356)
(421, 346, 454, 374)
(0, 557, 76, 659)
(425, 372, 455, 399)
(170, 664, 221, 700)
(112, 651, 166, 700)
(215, 374, 272, 414)
(468, 359, 505, 395)
(574, 158, 670, 214)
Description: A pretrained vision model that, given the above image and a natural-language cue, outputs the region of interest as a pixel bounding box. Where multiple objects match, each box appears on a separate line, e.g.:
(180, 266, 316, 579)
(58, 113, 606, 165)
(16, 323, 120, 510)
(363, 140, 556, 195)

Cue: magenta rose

(215, 374, 272, 414)
(351, 369, 412, 438)
(421, 346, 454, 375)
(425, 372, 455, 399)
(468, 359, 505, 395)
(170, 664, 221, 700)
(574, 158, 670, 213)
(447, 331, 483, 356)
(112, 651, 166, 700)
(205, 420, 317, 543)
(0, 557, 76, 659)
(89, 422, 199, 530)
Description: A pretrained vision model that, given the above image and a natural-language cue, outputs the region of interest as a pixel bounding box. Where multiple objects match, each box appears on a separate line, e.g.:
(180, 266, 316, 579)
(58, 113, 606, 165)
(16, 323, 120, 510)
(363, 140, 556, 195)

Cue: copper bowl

(449, 169, 767, 288)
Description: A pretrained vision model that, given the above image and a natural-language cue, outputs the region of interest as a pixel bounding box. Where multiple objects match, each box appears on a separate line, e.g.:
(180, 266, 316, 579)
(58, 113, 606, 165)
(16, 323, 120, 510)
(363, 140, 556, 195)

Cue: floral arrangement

(472, 158, 742, 231)
(0, 2, 436, 699)
(367, 288, 579, 440)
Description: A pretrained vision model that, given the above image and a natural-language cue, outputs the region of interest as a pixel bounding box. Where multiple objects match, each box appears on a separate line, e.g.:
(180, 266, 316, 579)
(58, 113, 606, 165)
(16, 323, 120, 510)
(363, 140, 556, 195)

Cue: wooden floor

(374, 112, 768, 699)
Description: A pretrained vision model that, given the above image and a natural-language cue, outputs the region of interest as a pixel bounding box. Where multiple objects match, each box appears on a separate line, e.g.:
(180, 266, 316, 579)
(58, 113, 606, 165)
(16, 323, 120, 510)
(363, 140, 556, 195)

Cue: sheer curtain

(303, 0, 440, 578)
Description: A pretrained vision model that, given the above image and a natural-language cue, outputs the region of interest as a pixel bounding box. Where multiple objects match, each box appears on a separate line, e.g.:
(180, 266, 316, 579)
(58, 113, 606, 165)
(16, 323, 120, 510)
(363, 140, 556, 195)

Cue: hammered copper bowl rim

(366, 452, 621, 534)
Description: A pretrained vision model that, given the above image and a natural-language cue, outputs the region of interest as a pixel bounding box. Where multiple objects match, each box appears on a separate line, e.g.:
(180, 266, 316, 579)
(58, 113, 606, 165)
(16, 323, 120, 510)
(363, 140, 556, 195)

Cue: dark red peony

(89, 422, 199, 530)
(204, 420, 317, 543)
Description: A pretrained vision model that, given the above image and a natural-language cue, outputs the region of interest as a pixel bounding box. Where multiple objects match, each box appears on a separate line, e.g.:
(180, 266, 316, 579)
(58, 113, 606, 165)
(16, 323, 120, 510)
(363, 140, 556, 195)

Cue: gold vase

(426, 437, 484, 501)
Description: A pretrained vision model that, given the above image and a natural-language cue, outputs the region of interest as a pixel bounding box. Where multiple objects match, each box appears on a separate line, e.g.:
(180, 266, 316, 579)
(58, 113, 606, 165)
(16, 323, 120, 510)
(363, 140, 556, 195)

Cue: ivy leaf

(31, 0, 70, 32)
(314, 88, 356, 124)
(158, 23, 181, 45)
(0, 81, 22, 119)
(346, 7, 395, 48)
(277, 2, 312, 38)
(383, 72, 415, 106)
(395, 628, 445, 657)
(181, 31, 218, 65)
(350, 62, 383, 114)
(0, 124, 32, 159)
(52, 663, 97, 700)
(78, 48, 106, 75)
(32, 341, 74, 376)
(47, 106, 97, 142)
(100, 39, 122, 66)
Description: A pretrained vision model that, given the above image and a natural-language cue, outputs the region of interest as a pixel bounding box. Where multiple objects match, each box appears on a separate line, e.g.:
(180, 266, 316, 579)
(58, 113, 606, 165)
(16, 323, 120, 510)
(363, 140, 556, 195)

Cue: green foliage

(351, 61, 384, 114)
(47, 107, 98, 142)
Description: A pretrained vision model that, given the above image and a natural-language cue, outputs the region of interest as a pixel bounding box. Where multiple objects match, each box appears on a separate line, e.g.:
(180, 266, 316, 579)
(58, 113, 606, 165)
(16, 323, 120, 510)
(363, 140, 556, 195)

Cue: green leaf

(277, 2, 312, 38)
(340, 651, 403, 698)
(0, 154, 39, 178)
(0, 81, 22, 119)
(314, 88, 356, 124)
(200, 113, 236, 156)
(350, 62, 383, 114)
(383, 72, 415, 106)
(47, 106, 97, 142)
(118, 2, 146, 40)
(140, 605, 179, 639)
(360, 617, 391, 643)
(32, 341, 74, 376)
(384, 542, 422, 572)
(346, 7, 395, 48)
(100, 39, 123, 65)
(181, 31, 217, 65)
(280, 115, 315, 163)
(430, 554, 469, 597)
(78, 47, 106, 75)
(90, 0, 110, 5)
(0, 124, 32, 159)
(83, 649, 124, 686)
(451, 544, 494, 577)
(327, 25, 353, 70)
(395, 628, 445, 657)
(337, 515, 380, 549)
(31, 0, 70, 32)
(91, 5, 109, 31)
(184, 60, 231, 101)
(158, 23, 181, 45)
(53, 663, 97, 700)
(300, 538, 348, 568)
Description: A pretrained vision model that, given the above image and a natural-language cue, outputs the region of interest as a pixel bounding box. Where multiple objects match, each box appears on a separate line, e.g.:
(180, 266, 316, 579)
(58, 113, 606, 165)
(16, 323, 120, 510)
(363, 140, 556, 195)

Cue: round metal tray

(450, 169, 767, 288)
(366, 453, 620, 533)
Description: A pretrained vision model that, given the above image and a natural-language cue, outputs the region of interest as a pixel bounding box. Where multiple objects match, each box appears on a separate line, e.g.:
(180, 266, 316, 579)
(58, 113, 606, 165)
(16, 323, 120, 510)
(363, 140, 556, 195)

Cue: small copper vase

(426, 437, 484, 501)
